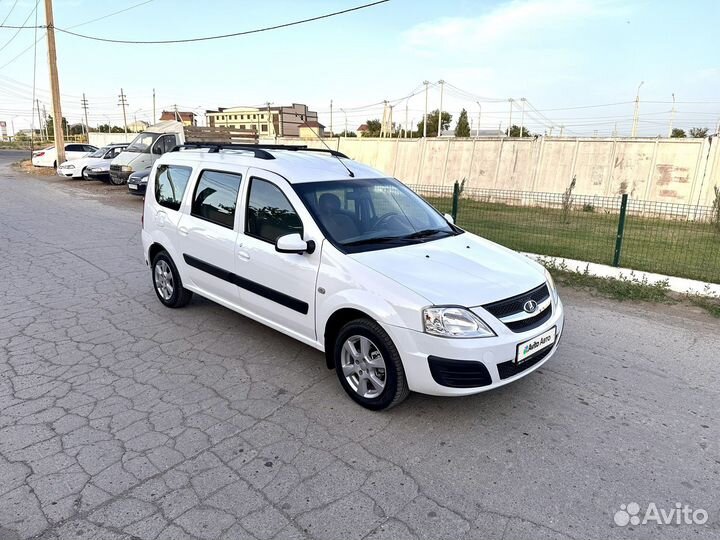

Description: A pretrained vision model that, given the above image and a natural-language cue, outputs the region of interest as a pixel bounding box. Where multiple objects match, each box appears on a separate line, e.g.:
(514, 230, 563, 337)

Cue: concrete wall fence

(287, 136, 720, 208)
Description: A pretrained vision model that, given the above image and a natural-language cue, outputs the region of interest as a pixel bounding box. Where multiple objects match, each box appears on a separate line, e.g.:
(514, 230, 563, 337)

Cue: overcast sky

(1, 0, 718, 136)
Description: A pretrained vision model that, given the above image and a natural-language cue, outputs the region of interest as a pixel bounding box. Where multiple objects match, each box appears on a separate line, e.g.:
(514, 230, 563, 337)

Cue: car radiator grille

(482, 283, 552, 333)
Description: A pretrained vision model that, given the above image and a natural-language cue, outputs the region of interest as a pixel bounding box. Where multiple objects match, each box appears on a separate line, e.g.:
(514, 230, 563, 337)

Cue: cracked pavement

(0, 150, 718, 539)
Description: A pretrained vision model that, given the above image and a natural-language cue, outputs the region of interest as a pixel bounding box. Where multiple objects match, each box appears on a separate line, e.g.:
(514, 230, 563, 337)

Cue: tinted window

(191, 170, 242, 229)
(161, 135, 176, 153)
(246, 178, 302, 243)
(83, 145, 97, 152)
(66, 144, 83, 152)
(154, 165, 192, 211)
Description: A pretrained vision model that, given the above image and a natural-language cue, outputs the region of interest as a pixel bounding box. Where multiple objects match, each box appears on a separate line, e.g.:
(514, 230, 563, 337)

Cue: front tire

(151, 251, 193, 308)
(333, 319, 410, 410)
(109, 173, 125, 186)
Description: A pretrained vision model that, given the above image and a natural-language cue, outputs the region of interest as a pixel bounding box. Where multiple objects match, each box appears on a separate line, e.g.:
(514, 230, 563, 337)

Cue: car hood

(349, 233, 545, 306)
(111, 151, 148, 168)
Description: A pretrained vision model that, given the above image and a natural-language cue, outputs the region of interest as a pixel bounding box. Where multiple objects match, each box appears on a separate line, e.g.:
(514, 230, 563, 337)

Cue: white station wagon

(141, 144, 564, 410)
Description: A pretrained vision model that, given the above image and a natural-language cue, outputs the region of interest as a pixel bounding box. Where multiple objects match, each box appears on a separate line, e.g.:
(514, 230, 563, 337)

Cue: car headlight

(423, 307, 495, 338)
(545, 269, 558, 303)
(61, 164, 74, 169)
(120, 165, 133, 173)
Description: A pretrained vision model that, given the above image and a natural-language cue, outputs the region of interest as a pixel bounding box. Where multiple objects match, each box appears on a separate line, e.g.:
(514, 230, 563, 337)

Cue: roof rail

(170, 142, 350, 160)
(170, 143, 275, 159)
(251, 144, 350, 159)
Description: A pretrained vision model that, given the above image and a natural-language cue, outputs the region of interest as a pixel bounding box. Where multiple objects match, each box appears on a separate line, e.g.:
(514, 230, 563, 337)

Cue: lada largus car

(141, 143, 564, 410)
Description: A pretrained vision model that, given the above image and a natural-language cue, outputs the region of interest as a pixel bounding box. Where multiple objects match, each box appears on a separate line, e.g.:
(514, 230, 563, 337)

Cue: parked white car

(57, 144, 127, 179)
(31, 143, 97, 168)
(142, 144, 564, 410)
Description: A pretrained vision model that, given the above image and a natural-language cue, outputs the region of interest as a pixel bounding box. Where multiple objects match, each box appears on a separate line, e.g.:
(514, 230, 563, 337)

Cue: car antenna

(301, 122, 355, 177)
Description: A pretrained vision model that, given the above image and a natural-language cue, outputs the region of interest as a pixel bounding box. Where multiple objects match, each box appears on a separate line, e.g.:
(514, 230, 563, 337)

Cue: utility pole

(507, 99, 513, 137)
(437, 79, 445, 137)
(631, 81, 644, 137)
(265, 102, 272, 137)
(559, 125, 565, 137)
(152, 88, 156, 123)
(35, 100, 44, 141)
(118, 89, 129, 135)
(667, 93, 676, 137)
(422, 80, 429, 138)
(476, 102, 481, 138)
(173, 104, 179, 122)
(44, 0, 65, 163)
(42, 105, 49, 140)
(389, 104, 394, 138)
(329, 99, 333, 137)
(404, 102, 409, 138)
(519, 97, 526, 138)
(340, 108, 347, 137)
(81, 93, 89, 141)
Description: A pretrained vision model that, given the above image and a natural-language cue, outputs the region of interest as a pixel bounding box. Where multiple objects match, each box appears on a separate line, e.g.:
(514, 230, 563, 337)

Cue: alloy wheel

(154, 260, 174, 301)
(340, 335, 387, 398)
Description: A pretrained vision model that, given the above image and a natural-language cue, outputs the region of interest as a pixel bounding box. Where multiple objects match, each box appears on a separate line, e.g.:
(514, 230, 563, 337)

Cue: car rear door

(175, 166, 246, 305)
(235, 168, 322, 342)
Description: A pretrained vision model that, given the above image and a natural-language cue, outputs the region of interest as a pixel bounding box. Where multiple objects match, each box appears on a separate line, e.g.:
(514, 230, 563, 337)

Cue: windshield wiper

(403, 228, 450, 239)
(342, 236, 406, 247)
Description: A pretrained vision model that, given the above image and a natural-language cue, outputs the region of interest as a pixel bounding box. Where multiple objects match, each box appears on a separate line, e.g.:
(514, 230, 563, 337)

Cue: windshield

(293, 178, 458, 252)
(125, 132, 160, 153)
(88, 147, 108, 158)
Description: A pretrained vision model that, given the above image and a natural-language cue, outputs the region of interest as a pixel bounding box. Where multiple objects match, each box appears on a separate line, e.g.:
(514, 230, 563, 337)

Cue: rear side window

(154, 165, 192, 211)
(246, 178, 303, 243)
(191, 170, 242, 229)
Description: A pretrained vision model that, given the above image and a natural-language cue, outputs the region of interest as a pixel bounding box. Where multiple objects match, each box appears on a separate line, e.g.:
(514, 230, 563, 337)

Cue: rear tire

(151, 251, 193, 308)
(333, 318, 410, 410)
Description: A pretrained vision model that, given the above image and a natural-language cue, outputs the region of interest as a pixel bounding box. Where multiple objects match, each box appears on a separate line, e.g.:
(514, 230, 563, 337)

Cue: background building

(159, 111, 197, 126)
(205, 103, 319, 137)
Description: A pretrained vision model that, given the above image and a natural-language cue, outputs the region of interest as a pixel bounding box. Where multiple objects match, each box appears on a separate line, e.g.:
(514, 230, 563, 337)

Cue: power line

(52, 0, 390, 44)
(0, 0, 40, 53)
(0, 30, 44, 70)
(0, 0, 20, 27)
(66, 0, 155, 30)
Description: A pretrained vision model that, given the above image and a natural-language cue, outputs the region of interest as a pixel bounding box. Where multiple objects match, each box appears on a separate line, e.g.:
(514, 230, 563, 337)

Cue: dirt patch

(14, 159, 57, 176)
(12, 159, 143, 211)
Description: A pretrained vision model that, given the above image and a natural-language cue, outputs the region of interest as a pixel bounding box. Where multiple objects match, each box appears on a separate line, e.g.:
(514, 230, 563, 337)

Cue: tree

(689, 127, 709, 138)
(363, 119, 382, 137)
(45, 115, 68, 136)
(416, 109, 452, 137)
(455, 108, 470, 137)
(335, 130, 357, 137)
(505, 124, 532, 137)
(670, 128, 686, 138)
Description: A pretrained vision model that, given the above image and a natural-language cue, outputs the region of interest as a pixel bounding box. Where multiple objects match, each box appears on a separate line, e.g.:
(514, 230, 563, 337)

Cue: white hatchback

(31, 143, 97, 168)
(141, 144, 564, 410)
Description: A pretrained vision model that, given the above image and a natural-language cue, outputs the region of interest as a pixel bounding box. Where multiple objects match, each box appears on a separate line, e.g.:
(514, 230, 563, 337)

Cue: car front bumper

(127, 182, 147, 195)
(57, 168, 79, 178)
(385, 298, 565, 396)
(109, 169, 131, 183)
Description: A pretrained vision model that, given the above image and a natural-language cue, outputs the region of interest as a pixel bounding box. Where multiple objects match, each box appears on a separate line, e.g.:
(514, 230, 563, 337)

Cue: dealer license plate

(515, 326, 556, 364)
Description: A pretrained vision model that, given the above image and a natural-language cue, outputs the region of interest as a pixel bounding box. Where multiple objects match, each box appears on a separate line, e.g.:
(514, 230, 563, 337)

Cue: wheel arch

(323, 307, 375, 369)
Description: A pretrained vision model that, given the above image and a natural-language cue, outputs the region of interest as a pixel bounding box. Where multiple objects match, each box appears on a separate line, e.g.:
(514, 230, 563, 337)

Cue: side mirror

(443, 213, 455, 225)
(152, 145, 163, 155)
(275, 233, 314, 254)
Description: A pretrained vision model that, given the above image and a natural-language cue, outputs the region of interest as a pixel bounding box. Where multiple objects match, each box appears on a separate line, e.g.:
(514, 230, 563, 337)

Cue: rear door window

(154, 165, 192, 211)
(190, 170, 242, 229)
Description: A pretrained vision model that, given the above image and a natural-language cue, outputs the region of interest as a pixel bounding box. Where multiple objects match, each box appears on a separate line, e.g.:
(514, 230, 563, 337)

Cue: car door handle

(237, 250, 250, 261)
(178, 226, 189, 236)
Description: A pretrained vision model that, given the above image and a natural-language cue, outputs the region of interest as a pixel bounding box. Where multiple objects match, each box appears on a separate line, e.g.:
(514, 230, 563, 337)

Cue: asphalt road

(0, 150, 718, 540)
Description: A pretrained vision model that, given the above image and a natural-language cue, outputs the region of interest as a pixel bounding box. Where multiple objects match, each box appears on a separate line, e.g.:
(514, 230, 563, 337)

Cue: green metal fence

(410, 183, 720, 284)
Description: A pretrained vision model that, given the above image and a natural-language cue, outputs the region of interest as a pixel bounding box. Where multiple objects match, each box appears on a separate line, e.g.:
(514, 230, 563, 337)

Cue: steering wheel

(371, 212, 404, 231)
